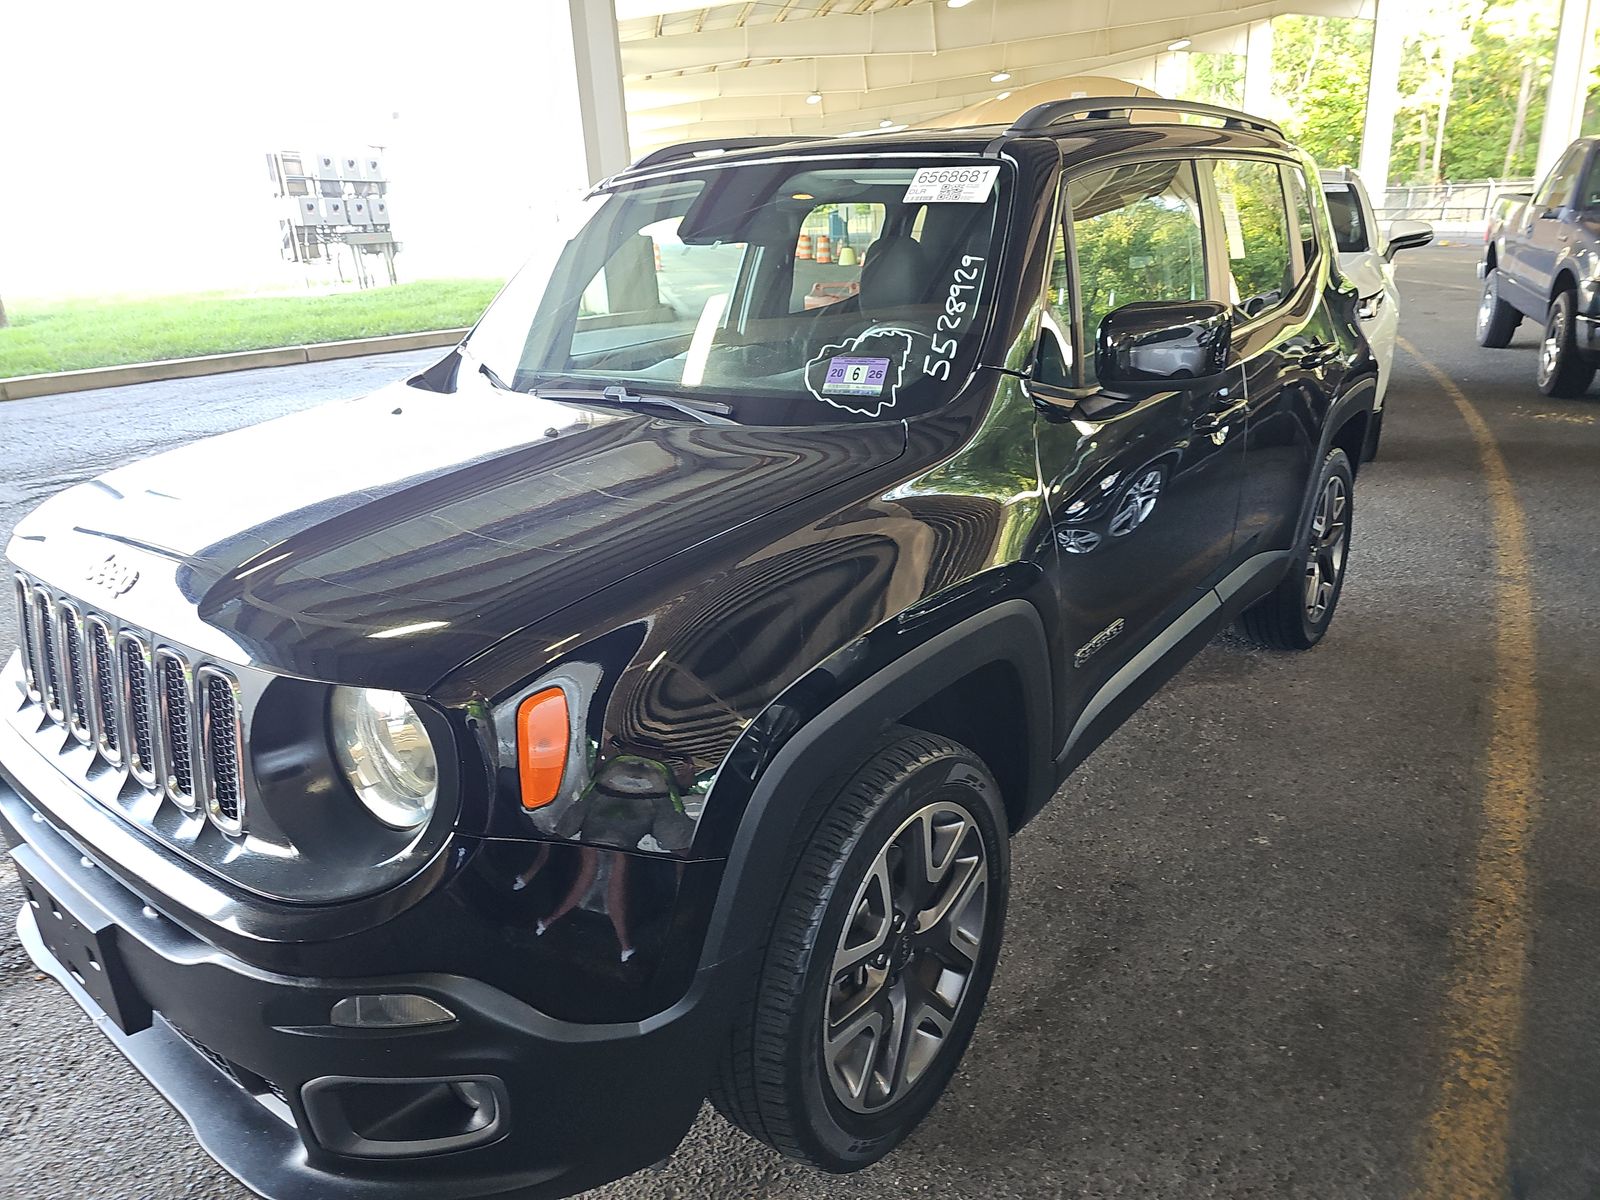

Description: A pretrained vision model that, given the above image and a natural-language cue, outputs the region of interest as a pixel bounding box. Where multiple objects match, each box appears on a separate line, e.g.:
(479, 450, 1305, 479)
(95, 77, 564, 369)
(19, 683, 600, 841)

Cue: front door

(1029, 158, 1246, 753)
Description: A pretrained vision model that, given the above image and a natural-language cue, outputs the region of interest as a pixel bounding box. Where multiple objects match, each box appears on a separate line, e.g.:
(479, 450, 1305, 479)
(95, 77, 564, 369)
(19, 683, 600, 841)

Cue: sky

(0, 1, 599, 297)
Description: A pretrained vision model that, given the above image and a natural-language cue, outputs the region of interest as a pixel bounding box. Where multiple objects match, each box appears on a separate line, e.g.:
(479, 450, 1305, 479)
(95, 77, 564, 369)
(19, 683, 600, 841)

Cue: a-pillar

(1536, 0, 1596, 179)
(1358, 0, 1404, 191)
(561, 0, 632, 185)
(1243, 20, 1273, 114)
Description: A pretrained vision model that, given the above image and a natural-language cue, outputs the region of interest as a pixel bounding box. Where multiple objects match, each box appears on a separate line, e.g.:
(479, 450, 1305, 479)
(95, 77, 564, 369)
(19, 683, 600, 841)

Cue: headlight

(330, 687, 438, 830)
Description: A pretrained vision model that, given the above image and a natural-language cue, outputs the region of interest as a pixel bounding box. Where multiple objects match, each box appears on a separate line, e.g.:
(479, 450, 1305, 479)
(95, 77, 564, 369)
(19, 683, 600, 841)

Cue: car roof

(611, 98, 1296, 186)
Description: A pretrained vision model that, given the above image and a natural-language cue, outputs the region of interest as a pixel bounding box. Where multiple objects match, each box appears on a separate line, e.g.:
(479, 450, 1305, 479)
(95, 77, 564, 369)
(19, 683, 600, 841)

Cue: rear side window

(790, 201, 886, 312)
(1284, 166, 1319, 271)
(1211, 159, 1294, 318)
(1323, 184, 1367, 253)
(1067, 160, 1207, 385)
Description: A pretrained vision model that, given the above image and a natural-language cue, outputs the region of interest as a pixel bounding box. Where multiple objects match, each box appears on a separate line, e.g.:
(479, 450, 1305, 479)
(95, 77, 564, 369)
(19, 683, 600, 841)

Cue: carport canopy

(561, 0, 1600, 193)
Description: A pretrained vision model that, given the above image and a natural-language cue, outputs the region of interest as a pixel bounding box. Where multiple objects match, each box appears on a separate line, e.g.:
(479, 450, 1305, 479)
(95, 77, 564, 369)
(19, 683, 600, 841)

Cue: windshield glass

(464, 156, 1009, 424)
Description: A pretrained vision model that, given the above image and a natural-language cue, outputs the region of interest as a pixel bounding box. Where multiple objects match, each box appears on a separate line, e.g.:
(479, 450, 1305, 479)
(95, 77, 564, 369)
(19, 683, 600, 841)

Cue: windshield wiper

(478, 360, 514, 391)
(531, 384, 737, 426)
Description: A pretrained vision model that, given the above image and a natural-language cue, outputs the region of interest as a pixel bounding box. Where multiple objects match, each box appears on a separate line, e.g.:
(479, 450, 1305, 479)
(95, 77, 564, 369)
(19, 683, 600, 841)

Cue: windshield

(464, 156, 1009, 424)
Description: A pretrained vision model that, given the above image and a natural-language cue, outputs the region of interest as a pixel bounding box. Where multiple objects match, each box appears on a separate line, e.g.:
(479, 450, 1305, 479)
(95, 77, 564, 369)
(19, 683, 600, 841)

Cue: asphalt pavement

(2, 245, 1598, 1199)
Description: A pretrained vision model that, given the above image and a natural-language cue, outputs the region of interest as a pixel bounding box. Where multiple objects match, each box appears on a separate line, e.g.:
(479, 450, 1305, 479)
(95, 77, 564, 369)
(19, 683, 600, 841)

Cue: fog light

(331, 994, 456, 1029)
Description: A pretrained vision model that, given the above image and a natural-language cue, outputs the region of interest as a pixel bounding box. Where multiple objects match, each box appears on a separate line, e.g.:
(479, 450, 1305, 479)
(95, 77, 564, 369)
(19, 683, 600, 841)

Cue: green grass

(0, 279, 504, 378)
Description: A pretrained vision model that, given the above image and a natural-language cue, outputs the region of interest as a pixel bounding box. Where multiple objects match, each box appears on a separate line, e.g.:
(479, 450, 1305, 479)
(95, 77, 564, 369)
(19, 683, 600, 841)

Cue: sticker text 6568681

(923, 255, 985, 381)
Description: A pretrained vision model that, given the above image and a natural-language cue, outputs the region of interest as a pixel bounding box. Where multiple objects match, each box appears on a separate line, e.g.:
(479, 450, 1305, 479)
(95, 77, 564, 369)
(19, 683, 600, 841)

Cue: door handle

(1193, 398, 1246, 432)
(1287, 340, 1339, 369)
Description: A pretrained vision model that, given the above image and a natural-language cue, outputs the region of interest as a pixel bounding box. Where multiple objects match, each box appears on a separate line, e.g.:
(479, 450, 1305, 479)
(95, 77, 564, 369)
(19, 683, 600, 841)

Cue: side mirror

(1096, 301, 1232, 395)
(1384, 219, 1434, 260)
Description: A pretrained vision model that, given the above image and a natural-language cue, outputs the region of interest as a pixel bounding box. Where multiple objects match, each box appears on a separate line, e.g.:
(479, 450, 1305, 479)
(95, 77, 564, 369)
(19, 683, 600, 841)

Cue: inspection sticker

(823, 356, 891, 396)
(903, 165, 1000, 204)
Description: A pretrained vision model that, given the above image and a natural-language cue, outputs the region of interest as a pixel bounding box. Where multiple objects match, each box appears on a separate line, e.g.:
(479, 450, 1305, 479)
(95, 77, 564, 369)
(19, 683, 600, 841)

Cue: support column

(1359, 0, 1404, 191)
(1153, 50, 1189, 99)
(1243, 20, 1274, 114)
(1536, 0, 1594, 179)
(565, 0, 632, 184)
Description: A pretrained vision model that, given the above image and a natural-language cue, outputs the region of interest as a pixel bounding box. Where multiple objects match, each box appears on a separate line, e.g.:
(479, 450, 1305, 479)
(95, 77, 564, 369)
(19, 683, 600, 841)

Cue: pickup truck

(1479, 135, 1600, 395)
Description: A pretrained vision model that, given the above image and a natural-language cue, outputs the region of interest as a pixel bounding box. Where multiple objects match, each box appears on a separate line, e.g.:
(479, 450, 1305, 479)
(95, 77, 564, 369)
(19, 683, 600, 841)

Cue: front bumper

(1, 762, 735, 1200)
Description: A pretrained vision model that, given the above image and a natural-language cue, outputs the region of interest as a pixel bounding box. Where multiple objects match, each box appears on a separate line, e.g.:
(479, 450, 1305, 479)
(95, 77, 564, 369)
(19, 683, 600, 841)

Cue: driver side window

(1536, 146, 1585, 210)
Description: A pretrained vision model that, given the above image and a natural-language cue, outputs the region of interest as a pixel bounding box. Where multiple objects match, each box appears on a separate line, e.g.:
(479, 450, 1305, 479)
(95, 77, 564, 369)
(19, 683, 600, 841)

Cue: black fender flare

(695, 597, 1053, 972)
(1297, 373, 1376, 534)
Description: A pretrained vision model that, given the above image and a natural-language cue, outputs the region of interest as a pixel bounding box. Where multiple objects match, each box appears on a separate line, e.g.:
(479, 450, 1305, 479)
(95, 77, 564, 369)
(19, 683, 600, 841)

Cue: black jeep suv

(2, 99, 1374, 1199)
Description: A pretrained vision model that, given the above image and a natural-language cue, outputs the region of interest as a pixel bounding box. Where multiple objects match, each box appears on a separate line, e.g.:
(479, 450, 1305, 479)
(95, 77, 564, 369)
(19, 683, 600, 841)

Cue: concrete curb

(0, 327, 468, 402)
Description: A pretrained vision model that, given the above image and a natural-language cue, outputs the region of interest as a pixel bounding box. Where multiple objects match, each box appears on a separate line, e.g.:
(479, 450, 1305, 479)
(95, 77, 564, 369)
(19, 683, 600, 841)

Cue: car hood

(8, 376, 906, 692)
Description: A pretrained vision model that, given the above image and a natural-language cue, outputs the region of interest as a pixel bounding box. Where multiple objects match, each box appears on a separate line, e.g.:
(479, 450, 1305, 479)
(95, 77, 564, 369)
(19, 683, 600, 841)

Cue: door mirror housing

(1384, 219, 1434, 260)
(1096, 301, 1232, 395)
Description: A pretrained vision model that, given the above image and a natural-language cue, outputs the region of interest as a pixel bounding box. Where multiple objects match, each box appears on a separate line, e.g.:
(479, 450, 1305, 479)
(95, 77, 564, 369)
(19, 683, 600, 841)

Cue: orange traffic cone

(653, 242, 662, 272)
(796, 233, 813, 260)
(815, 233, 832, 264)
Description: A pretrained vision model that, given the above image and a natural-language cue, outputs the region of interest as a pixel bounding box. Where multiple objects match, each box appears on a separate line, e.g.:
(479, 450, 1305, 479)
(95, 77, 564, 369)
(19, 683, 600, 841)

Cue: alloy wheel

(1302, 474, 1348, 623)
(823, 801, 989, 1114)
(1539, 299, 1566, 388)
(1476, 276, 1496, 340)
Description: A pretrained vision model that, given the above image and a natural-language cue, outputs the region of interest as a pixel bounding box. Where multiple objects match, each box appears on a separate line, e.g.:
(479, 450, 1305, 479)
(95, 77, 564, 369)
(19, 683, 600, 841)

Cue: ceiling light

(947, 0, 975, 7)
(995, 91, 1012, 101)
(880, 118, 894, 127)
(1168, 38, 1192, 50)
(990, 71, 1011, 83)
(806, 91, 822, 105)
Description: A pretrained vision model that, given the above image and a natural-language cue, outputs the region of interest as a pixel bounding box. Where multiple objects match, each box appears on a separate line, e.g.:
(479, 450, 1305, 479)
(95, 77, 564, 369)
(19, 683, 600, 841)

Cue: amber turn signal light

(517, 688, 569, 809)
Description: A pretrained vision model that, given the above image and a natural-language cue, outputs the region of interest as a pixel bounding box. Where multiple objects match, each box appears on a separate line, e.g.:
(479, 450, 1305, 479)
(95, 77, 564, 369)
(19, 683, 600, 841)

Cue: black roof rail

(626, 135, 824, 173)
(1007, 96, 1283, 139)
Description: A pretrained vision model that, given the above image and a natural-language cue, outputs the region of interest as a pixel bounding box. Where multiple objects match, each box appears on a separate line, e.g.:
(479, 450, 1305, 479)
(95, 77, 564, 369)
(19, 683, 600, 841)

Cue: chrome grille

(119, 633, 157, 787)
(157, 650, 197, 809)
(34, 586, 64, 722)
(199, 668, 244, 832)
(87, 617, 121, 765)
(59, 602, 92, 745)
(8, 572, 247, 836)
(14, 576, 41, 703)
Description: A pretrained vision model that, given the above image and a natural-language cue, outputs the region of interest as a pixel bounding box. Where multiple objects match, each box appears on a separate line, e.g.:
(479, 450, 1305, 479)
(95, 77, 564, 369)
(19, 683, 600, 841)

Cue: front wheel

(711, 728, 1009, 1172)
(1236, 448, 1354, 651)
(1536, 289, 1596, 397)
(1476, 268, 1520, 348)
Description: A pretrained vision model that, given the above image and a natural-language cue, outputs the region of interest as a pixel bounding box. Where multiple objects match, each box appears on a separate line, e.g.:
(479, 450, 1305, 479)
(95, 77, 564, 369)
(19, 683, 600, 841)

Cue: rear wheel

(711, 728, 1008, 1172)
(1236, 448, 1353, 651)
(1536, 289, 1596, 397)
(1475, 267, 1520, 348)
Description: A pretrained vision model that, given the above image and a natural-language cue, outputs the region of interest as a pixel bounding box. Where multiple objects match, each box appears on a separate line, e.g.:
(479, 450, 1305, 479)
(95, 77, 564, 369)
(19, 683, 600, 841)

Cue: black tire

(1236, 448, 1354, 651)
(710, 726, 1009, 1172)
(1536, 289, 1596, 397)
(1475, 267, 1520, 348)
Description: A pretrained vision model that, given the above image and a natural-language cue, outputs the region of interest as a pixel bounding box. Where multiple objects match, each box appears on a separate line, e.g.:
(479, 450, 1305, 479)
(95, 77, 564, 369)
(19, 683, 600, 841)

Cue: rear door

(1030, 157, 1247, 752)
(1204, 156, 1345, 562)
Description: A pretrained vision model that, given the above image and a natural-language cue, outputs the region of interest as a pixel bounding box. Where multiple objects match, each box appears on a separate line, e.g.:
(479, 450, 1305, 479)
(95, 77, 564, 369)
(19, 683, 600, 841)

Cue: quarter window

(1211, 159, 1295, 318)
(1067, 160, 1207, 385)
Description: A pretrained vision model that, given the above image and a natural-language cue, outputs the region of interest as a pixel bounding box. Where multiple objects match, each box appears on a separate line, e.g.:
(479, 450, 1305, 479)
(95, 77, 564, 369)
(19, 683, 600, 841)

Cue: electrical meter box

(346, 198, 373, 226)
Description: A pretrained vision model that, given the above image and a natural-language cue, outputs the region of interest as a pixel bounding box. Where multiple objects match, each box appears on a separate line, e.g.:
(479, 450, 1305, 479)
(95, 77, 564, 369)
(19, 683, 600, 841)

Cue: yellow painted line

(1399, 336, 1541, 1200)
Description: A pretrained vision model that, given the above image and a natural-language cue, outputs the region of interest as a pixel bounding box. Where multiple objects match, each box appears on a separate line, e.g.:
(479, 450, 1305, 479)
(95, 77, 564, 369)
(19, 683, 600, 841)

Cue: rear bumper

(1, 764, 736, 1200)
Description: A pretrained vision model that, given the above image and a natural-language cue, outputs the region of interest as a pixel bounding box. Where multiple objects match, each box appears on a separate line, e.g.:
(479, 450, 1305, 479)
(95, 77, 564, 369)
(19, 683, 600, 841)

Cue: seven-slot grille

(11, 572, 246, 835)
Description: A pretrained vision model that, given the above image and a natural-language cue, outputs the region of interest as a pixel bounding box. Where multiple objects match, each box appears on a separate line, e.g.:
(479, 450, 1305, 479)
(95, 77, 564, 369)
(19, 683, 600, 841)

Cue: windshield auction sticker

(823, 356, 890, 397)
(903, 165, 1000, 204)
(805, 330, 913, 416)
